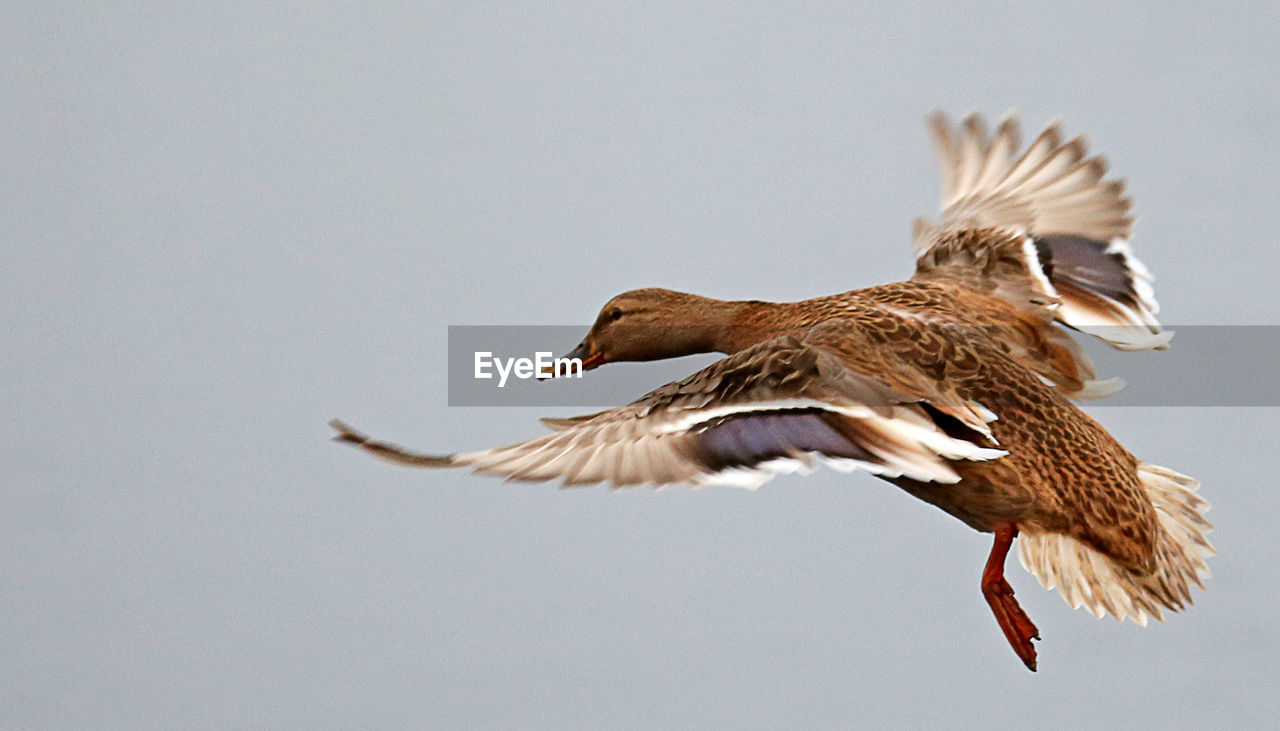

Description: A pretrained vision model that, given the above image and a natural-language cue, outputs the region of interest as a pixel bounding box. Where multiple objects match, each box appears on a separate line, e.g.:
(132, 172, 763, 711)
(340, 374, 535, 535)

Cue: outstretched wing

(915, 112, 1168, 352)
(332, 333, 1005, 489)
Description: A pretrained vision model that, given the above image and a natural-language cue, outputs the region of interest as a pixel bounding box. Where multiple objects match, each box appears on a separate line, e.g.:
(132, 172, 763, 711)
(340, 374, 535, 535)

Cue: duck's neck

(695, 297, 792, 354)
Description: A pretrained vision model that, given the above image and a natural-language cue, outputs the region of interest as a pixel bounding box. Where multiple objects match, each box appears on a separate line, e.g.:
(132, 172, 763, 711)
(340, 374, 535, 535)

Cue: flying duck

(332, 112, 1213, 670)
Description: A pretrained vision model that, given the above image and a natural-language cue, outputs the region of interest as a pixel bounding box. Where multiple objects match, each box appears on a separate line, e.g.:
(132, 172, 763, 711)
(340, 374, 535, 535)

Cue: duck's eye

(608, 307, 623, 321)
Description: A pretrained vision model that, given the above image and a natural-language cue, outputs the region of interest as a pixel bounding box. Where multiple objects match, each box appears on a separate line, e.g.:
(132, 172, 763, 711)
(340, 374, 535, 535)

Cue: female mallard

(332, 112, 1213, 671)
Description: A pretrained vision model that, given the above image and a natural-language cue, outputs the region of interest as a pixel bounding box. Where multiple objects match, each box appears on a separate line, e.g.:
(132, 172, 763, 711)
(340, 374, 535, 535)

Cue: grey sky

(3, 2, 1278, 727)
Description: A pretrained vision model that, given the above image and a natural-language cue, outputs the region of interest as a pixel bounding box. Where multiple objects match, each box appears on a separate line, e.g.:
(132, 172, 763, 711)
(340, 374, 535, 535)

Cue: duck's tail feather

(1016, 463, 1213, 626)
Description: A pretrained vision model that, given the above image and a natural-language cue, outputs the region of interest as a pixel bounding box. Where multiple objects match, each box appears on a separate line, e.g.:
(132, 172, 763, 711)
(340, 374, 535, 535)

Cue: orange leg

(982, 523, 1041, 671)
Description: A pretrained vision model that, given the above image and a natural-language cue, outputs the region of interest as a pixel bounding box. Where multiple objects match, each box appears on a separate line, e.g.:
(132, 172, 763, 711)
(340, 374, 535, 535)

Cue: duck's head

(556, 288, 733, 372)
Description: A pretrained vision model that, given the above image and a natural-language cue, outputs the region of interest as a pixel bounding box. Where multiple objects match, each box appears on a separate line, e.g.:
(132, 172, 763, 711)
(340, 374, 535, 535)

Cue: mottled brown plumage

(332, 112, 1212, 671)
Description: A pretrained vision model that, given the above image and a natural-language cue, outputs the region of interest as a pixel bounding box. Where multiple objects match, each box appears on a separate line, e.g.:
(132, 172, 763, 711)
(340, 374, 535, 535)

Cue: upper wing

(331, 333, 1005, 489)
(923, 112, 1130, 242)
(914, 112, 1168, 352)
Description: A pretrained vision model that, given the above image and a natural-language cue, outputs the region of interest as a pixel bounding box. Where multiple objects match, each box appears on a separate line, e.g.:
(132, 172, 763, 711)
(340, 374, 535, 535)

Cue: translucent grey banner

(447, 325, 1280, 407)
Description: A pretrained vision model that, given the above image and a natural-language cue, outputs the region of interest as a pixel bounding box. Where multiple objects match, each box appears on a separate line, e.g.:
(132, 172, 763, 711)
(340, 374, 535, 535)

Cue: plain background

(4, 2, 1279, 728)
